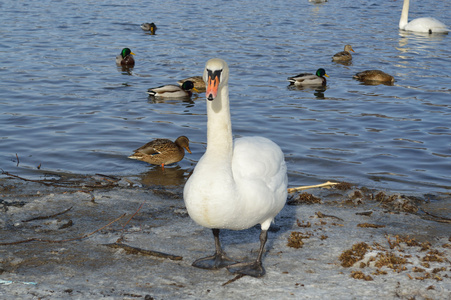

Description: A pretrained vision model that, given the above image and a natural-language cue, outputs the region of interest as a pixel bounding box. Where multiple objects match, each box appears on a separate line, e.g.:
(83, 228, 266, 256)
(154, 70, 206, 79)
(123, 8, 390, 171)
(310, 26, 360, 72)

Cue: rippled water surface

(1, 0, 450, 196)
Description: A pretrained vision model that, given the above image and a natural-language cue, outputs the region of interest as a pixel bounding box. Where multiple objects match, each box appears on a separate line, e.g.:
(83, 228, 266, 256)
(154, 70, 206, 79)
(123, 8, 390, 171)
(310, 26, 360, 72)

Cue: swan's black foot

(192, 253, 236, 270)
(227, 260, 266, 278)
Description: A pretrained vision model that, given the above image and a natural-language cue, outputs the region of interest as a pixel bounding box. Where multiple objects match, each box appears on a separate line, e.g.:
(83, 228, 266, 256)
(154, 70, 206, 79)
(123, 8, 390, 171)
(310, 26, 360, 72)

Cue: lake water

(1, 0, 450, 197)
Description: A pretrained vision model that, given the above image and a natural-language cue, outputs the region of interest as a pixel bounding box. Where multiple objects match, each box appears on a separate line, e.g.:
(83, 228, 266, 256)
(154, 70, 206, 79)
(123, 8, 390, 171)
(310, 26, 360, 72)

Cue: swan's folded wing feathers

(232, 136, 286, 187)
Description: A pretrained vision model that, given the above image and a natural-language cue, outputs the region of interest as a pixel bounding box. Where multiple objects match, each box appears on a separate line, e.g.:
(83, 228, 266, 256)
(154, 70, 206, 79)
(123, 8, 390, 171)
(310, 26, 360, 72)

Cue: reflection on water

(353, 80, 395, 86)
(148, 97, 197, 105)
(139, 165, 188, 187)
(333, 60, 353, 67)
(287, 85, 327, 99)
(117, 66, 134, 75)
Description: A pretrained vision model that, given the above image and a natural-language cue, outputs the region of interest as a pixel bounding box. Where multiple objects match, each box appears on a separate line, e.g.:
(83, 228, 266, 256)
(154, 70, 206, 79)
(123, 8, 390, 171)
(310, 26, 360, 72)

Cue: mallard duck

(287, 68, 329, 86)
(177, 76, 206, 93)
(184, 59, 287, 278)
(147, 81, 199, 98)
(332, 44, 355, 61)
(128, 136, 191, 169)
(140, 22, 157, 34)
(353, 70, 395, 84)
(116, 48, 135, 66)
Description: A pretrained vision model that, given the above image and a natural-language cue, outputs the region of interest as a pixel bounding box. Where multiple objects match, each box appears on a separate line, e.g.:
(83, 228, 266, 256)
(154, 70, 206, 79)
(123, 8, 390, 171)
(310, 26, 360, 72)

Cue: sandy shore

(0, 174, 450, 299)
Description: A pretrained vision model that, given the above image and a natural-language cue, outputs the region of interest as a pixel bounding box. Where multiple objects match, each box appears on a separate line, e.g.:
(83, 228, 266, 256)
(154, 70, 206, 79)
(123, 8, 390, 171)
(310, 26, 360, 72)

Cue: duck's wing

(147, 84, 183, 96)
(133, 139, 174, 155)
(287, 72, 314, 82)
(333, 51, 351, 59)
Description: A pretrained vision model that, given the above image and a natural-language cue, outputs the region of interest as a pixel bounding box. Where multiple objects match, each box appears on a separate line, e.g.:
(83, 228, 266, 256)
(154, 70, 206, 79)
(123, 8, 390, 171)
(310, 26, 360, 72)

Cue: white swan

(183, 58, 288, 278)
(399, 0, 449, 33)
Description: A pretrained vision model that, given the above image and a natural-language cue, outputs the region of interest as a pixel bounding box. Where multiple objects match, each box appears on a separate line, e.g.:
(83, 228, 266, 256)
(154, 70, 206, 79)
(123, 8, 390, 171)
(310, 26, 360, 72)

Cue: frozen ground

(0, 175, 450, 299)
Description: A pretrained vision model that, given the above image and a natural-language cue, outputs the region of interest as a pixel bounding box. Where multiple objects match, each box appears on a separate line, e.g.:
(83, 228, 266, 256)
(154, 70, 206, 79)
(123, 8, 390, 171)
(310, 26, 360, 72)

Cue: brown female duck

(332, 44, 355, 62)
(128, 136, 191, 169)
(353, 70, 395, 84)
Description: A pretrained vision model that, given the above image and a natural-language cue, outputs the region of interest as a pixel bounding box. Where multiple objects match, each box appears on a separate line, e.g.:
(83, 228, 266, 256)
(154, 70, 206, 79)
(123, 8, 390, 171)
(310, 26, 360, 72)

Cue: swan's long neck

(205, 84, 233, 160)
(399, 0, 410, 29)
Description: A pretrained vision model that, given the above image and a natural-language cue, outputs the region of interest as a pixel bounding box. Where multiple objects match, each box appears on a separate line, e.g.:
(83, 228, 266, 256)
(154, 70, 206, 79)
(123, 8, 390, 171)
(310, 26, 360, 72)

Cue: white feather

(399, 0, 448, 33)
(184, 59, 287, 232)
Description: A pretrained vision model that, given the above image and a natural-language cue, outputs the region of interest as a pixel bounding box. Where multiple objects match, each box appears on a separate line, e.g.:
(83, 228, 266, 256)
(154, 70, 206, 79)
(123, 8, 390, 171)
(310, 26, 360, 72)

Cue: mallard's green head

(121, 48, 135, 58)
(316, 68, 329, 78)
(181, 81, 199, 92)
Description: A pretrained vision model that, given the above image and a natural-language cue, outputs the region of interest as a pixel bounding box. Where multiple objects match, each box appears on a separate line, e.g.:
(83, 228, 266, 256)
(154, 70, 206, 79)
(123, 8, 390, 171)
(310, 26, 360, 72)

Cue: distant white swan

(399, 0, 448, 33)
(183, 58, 288, 278)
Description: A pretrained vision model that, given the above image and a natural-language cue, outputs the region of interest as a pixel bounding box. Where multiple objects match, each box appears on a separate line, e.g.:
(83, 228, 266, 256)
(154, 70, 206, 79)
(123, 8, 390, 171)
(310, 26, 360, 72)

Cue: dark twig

(121, 203, 144, 230)
(22, 206, 73, 222)
(356, 211, 373, 216)
(421, 209, 451, 224)
(15, 153, 19, 166)
(103, 243, 183, 261)
(0, 213, 127, 245)
(1, 170, 119, 189)
(1, 170, 53, 186)
(222, 274, 246, 286)
(315, 211, 344, 221)
(95, 173, 120, 181)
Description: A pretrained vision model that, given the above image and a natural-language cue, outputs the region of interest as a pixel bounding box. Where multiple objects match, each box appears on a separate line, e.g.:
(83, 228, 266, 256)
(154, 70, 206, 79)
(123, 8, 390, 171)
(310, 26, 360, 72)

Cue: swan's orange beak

(206, 69, 221, 101)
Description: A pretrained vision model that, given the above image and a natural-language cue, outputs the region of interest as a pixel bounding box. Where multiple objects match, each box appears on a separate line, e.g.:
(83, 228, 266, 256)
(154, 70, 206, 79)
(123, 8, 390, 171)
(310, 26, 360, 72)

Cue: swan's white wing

(232, 137, 286, 185)
(232, 136, 288, 229)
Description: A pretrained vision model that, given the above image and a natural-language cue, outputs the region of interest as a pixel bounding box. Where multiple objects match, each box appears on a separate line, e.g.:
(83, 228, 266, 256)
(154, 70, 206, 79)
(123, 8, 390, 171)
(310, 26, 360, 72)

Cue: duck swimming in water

(287, 68, 329, 86)
(332, 44, 355, 62)
(116, 48, 135, 67)
(140, 22, 157, 34)
(353, 70, 395, 85)
(147, 81, 199, 98)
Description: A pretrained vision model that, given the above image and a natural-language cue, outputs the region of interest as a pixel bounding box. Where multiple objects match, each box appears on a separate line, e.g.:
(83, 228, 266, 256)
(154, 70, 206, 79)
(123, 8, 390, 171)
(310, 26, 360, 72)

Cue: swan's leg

(192, 229, 236, 270)
(226, 229, 267, 278)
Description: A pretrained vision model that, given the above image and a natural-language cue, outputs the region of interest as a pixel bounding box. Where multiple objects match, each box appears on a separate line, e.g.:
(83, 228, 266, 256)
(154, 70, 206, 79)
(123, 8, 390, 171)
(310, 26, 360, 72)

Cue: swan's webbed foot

(227, 229, 269, 278)
(227, 260, 265, 278)
(192, 252, 236, 270)
(192, 228, 236, 270)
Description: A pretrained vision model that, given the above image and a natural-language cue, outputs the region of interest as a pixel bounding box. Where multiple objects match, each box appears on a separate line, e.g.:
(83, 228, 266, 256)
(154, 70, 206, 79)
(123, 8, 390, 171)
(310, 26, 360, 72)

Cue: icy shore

(0, 176, 450, 299)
